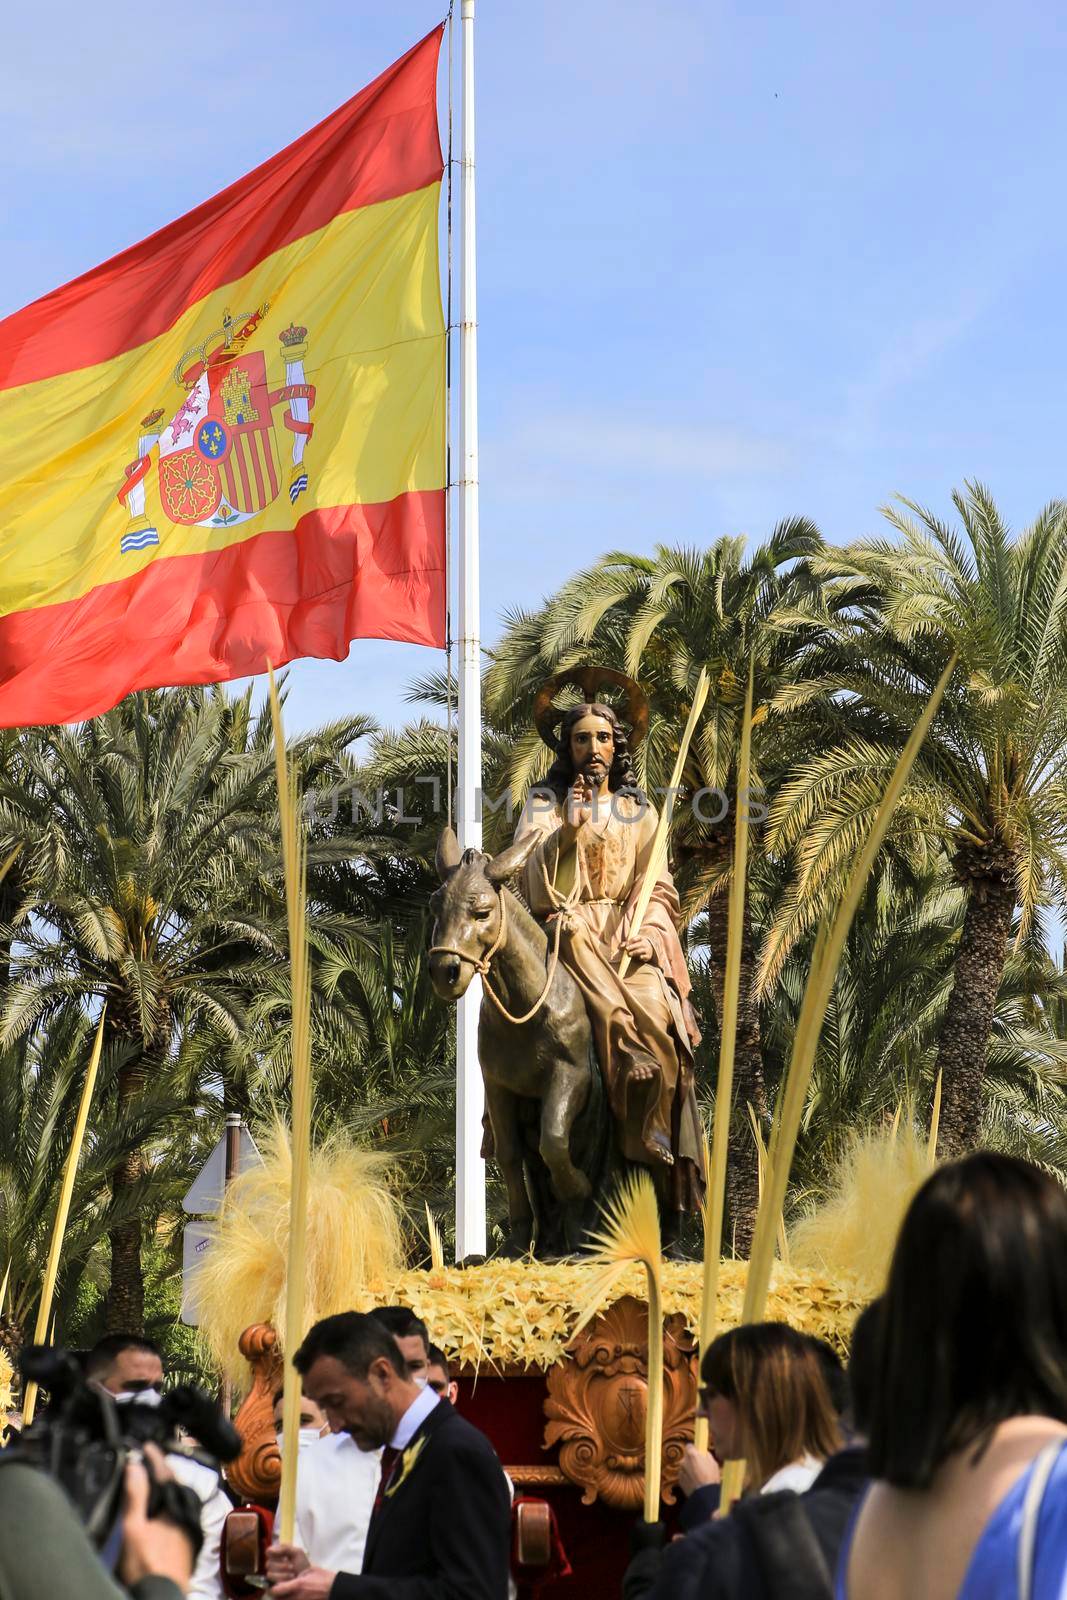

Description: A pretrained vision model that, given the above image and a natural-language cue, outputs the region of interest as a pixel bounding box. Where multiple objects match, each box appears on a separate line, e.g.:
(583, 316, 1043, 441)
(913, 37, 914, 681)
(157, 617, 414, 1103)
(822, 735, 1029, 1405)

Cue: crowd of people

(628, 1151, 1067, 1600)
(3, 1150, 1067, 1598)
(265, 1304, 510, 1598)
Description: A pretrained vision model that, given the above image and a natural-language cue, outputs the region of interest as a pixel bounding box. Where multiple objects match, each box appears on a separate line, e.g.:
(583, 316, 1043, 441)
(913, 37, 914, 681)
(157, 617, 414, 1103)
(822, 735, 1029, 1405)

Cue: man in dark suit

(266, 1311, 511, 1600)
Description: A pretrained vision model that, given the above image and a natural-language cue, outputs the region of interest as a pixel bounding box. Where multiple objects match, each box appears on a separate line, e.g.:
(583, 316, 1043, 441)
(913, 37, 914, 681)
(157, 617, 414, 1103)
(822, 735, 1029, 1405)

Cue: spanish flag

(0, 29, 445, 728)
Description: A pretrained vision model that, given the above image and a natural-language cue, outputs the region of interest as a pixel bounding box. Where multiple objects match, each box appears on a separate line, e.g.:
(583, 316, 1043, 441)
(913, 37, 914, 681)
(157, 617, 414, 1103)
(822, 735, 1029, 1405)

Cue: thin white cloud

(836, 280, 999, 452)
(513, 414, 790, 478)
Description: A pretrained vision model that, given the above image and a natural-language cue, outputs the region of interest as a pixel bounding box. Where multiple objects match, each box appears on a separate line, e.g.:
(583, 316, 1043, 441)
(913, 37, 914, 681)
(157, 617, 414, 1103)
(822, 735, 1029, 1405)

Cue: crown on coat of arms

(279, 323, 308, 347)
(141, 408, 165, 430)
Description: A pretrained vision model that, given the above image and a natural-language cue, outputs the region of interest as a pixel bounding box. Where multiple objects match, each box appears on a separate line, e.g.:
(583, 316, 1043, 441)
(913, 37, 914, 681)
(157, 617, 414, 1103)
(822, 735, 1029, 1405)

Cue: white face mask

(413, 1374, 429, 1390)
(276, 1425, 325, 1448)
(116, 1387, 163, 1408)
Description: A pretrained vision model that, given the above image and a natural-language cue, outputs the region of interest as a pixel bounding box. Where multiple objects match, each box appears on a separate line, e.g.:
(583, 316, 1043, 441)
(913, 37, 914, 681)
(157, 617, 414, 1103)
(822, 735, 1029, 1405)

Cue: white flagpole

(455, 0, 487, 1260)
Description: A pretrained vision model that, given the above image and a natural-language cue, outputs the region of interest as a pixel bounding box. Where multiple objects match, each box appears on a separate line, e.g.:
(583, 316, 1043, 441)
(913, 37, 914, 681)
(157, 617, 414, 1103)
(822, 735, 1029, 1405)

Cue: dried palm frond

(230, 1255, 861, 1375)
(192, 1121, 405, 1385)
(928, 1071, 943, 1165)
(22, 1010, 105, 1426)
(742, 656, 955, 1331)
(573, 1174, 665, 1519)
(719, 658, 952, 1512)
(618, 668, 710, 980)
(425, 1204, 445, 1272)
(788, 1122, 935, 1303)
(269, 668, 314, 1544)
(695, 659, 754, 1452)
(748, 1103, 788, 1267)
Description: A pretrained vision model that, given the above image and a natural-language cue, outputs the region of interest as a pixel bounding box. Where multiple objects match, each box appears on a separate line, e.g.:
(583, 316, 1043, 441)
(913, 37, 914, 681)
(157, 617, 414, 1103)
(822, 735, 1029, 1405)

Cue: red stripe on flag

(0, 28, 443, 389)
(249, 434, 268, 507)
(0, 490, 444, 727)
(239, 434, 259, 511)
(263, 433, 280, 501)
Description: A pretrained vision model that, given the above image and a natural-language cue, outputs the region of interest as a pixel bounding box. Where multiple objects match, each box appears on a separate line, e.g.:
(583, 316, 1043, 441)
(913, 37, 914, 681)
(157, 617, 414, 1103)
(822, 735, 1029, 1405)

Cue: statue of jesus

(513, 688, 705, 1232)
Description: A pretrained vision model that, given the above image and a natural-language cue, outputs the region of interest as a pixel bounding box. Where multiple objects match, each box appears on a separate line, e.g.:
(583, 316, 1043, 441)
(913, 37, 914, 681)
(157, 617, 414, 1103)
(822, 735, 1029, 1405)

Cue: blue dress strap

(834, 1486, 869, 1600)
(1005, 1441, 1067, 1600)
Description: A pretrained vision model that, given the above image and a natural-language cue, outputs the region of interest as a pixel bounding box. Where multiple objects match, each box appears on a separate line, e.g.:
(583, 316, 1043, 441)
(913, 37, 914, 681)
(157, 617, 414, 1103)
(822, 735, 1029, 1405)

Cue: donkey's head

(427, 826, 540, 1001)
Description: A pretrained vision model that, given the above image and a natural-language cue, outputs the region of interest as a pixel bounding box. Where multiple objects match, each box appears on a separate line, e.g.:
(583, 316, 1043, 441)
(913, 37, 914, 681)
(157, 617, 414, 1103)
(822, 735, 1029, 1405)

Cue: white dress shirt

(294, 1431, 381, 1575)
(389, 1383, 440, 1449)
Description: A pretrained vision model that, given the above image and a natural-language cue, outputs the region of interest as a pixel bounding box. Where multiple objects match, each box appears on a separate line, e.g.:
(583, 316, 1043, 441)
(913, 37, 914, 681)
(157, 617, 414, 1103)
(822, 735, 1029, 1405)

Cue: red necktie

(372, 1445, 402, 1519)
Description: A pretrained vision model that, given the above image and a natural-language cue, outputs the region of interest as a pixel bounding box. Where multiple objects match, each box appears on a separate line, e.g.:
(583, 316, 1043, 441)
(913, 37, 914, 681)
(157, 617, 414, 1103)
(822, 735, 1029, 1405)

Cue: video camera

(6, 1346, 242, 1563)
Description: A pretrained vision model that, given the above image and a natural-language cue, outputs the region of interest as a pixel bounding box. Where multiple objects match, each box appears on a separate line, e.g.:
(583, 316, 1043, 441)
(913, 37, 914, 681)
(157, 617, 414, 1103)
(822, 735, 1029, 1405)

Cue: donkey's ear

(485, 830, 541, 885)
(435, 827, 462, 880)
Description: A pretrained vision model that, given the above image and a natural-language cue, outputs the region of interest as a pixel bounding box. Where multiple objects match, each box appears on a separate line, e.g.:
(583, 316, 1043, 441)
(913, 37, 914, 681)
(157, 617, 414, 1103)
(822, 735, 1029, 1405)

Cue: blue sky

(4, 0, 1067, 736)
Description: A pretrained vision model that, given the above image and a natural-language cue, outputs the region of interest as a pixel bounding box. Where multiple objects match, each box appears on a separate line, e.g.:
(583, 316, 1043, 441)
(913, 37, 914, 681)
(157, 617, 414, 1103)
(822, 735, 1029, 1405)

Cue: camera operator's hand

(119, 1442, 195, 1593)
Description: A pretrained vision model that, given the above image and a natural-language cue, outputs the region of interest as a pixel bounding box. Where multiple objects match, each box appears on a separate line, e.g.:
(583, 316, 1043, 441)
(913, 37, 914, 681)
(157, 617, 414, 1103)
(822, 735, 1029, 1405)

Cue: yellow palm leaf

(268, 668, 315, 1547)
(573, 1173, 665, 1519)
(425, 1204, 445, 1272)
(695, 659, 754, 1450)
(743, 656, 955, 1338)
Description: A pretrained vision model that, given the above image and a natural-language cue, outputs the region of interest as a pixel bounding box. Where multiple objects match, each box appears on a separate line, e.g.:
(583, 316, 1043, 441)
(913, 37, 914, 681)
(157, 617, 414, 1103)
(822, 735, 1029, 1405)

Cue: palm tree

(756, 863, 1067, 1197)
(316, 917, 461, 1228)
(0, 1006, 198, 1360)
(0, 683, 371, 1330)
(768, 485, 1067, 1153)
(486, 525, 844, 1249)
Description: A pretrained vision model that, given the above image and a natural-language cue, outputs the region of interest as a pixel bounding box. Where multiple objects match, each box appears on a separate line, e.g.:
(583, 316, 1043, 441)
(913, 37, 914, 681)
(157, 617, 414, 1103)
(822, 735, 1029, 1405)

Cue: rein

(429, 888, 572, 1027)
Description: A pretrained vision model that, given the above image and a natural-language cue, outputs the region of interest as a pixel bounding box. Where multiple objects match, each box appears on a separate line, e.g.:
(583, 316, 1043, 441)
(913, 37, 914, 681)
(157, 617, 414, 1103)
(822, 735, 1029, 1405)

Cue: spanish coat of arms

(116, 306, 315, 555)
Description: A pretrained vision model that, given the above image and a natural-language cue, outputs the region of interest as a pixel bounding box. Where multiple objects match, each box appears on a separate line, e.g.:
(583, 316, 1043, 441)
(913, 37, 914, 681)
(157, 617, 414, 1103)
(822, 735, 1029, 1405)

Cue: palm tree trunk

(105, 1050, 147, 1334)
(106, 1163, 145, 1332)
(0, 865, 21, 992)
(705, 885, 765, 1256)
(934, 870, 1015, 1156)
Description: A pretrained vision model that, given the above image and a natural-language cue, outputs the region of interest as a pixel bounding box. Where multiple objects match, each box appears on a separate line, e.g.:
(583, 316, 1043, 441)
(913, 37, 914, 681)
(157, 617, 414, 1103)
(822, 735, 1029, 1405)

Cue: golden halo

(533, 665, 649, 752)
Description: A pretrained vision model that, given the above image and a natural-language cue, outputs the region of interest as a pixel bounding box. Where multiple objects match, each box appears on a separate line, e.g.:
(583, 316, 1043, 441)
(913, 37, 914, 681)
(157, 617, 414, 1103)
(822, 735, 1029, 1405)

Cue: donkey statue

(428, 826, 611, 1257)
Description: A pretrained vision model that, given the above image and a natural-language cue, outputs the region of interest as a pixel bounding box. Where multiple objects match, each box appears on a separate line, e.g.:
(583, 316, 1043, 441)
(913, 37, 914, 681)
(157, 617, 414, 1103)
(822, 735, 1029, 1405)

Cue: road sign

(180, 1220, 215, 1327)
(181, 1125, 261, 1216)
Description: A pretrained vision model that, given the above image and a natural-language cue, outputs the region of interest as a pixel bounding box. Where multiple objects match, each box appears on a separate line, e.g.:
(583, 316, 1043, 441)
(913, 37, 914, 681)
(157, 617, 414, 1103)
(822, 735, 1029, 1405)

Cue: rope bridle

(429, 887, 571, 1027)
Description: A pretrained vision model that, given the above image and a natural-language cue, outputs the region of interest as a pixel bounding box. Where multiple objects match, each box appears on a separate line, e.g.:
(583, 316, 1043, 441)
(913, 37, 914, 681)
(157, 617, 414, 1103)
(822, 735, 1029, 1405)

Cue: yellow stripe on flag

(0, 185, 444, 618)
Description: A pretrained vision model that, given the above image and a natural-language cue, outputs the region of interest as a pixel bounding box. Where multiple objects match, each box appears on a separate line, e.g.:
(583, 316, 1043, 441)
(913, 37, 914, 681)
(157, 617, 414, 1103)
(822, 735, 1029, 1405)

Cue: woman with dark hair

(839, 1152, 1067, 1599)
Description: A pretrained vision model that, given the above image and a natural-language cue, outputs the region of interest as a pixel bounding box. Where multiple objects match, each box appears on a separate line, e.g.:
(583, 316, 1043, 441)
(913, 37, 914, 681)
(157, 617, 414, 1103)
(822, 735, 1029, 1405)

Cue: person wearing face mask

(86, 1334, 233, 1600)
(368, 1307, 430, 1387)
(425, 1346, 458, 1406)
(271, 1387, 380, 1578)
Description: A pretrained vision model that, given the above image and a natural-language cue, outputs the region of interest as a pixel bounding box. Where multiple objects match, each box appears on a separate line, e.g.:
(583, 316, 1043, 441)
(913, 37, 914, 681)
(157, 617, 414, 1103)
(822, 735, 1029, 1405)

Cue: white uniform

(168, 1451, 230, 1600)
(293, 1431, 381, 1575)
